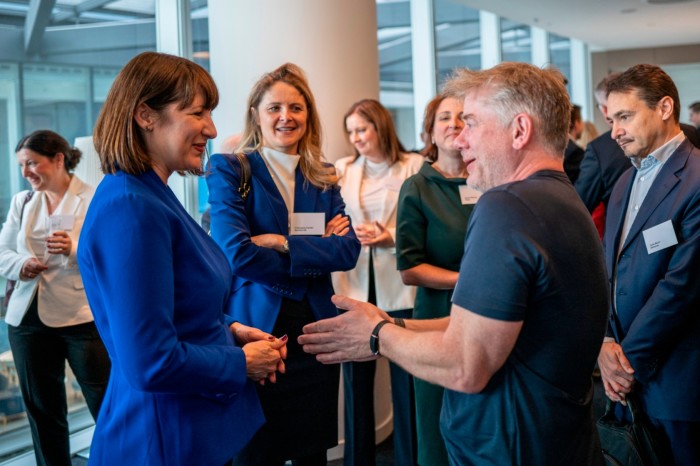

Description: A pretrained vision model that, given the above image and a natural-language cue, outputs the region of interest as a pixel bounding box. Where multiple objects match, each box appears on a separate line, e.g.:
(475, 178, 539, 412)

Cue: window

(434, 0, 481, 83)
(0, 2, 157, 460)
(501, 18, 532, 63)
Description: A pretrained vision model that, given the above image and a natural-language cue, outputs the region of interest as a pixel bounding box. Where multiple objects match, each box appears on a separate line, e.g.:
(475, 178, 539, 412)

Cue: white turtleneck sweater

(260, 147, 301, 230)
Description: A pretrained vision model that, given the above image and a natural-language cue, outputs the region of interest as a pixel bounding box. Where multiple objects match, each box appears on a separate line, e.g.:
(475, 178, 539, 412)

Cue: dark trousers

(648, 416, 700, 466)
(8, 296, 110, 466)
(233, 298, 337, 466)
(343, 308, 417, 466)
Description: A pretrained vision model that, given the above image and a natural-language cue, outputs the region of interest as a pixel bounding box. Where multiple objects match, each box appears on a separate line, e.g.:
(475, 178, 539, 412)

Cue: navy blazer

(605, 139, 700, 421)
(577, 125, 700, 213)
(575, 130, 632, 212)
(79, 170, 263, 465)
(206, 152, 361, 333)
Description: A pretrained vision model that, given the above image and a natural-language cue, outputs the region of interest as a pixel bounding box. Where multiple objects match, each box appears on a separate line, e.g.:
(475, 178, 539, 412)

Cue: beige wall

(590, 44, 700, 131)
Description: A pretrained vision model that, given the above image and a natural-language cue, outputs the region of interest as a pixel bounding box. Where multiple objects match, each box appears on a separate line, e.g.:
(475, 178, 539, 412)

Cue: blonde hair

(237, 63, 337, 190)
(94, 52, 218, 175)
(444, 62, 570, 155)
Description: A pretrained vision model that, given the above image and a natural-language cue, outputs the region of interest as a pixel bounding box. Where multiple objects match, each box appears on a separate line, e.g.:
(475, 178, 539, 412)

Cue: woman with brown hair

(78, 52, 285, 466)
(333, 98, 423, 466)
(206, 63, 360, 466)
(0, 130, 110, 466)
(396, 93, 476, 466)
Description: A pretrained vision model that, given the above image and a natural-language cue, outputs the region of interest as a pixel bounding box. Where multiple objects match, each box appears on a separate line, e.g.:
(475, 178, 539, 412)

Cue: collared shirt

(618, 131, 684, 251)
(610, 132, 685, 327)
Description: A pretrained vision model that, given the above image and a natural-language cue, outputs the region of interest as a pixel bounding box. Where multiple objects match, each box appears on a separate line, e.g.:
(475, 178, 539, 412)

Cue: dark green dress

(396, 162, 475, 466)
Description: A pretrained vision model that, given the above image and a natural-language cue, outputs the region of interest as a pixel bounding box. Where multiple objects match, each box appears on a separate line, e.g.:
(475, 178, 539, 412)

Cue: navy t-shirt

(441, 170, 608, 465)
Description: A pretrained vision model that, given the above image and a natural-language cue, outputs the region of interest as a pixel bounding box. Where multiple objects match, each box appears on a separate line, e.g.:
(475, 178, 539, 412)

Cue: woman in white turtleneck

(206, 63, 360, 466)
(333, 99, 423, 466)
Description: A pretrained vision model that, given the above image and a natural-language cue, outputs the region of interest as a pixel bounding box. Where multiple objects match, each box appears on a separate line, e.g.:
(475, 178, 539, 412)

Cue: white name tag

(48, 214, 75, 232)
(459, 184, 482, 205)
(642, 219, 678, 254)
(384, 177, 404, 193)
(290, 212, 325, 236)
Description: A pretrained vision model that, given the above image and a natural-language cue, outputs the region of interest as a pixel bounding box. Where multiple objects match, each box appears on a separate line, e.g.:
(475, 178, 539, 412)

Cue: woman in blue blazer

(77, 52, 286, 466)
(207, 63, 360, 466)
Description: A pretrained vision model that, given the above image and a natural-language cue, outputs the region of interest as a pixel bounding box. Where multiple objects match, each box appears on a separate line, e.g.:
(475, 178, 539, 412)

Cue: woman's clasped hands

(354, 220, 393, 247)
(231, 322, 288, 385)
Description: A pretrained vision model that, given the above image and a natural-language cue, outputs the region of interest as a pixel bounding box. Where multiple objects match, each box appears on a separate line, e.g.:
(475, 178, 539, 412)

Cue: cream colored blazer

(0, 176, 95, 327)
(332, 153, 423, 312)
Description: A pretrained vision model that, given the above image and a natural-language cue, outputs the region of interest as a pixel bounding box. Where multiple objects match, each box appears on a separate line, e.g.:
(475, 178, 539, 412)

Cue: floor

(70, 435, 395, 466)
(70, 377, 606, 466)
(328, 435, 394, 466)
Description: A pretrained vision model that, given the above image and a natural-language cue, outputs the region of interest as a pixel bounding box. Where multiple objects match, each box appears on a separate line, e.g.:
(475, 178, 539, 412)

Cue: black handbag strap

(602, 393, 642, 423)
(229, 152, 251, 200)
(18, 191, 34, 227)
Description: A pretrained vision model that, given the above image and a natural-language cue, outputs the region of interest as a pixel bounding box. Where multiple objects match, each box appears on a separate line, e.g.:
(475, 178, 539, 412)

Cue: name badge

(642, 219, 678, 255)
(290, 212, 325, 236)
(384, 177, 404, 193)
(459, 184, 482, 205)
(48, 214, 75, 232)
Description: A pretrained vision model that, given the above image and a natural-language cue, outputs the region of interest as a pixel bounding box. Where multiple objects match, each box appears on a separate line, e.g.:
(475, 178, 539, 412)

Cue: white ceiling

(461, 0, 700, 51)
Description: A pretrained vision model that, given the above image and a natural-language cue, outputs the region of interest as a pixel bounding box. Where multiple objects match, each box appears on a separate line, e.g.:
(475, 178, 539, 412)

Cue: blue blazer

(206, 152, 361, 333)
(605, 139, 700, 421)
(78, 170, 264, 466)
(576, 125, 700, 213)
(575, 130, 632, 212)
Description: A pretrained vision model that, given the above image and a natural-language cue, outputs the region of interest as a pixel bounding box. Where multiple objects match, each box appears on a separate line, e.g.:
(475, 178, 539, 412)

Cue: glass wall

(0, 2, 157, 460)
(501, 18, 532, 63)
(434, 0, 481, 84)
(376, 0, 415, 149)
(549, 33, 572, 93)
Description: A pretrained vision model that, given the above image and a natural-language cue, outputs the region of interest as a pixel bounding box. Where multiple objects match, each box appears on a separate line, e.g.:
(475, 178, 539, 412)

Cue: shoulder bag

(597, 394, 668, 466)
(2, 191, 35, 310)
(597, 308, 669, 466)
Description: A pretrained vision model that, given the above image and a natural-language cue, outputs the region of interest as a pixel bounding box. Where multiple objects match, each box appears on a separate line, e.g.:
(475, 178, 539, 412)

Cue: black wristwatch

(369, 320, 391, 356)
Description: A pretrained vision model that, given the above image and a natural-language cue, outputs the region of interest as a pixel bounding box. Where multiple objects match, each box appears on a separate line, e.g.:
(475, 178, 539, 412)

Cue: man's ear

(511, 113, 533, 150)
(657, 96, 674, 122)
(134, 103, 156, 131)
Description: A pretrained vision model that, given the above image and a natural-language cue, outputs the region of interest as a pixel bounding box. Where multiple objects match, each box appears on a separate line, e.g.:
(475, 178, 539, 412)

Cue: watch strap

(369, 320, 391, 356)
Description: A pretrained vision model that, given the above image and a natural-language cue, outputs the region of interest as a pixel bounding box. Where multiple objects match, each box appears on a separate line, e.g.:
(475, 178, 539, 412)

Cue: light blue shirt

(610, 132, 685, 319)
(618, 131, 685, 251)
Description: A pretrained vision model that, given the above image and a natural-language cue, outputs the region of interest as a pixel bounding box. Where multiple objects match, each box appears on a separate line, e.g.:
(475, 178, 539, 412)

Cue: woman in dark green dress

(396, 93, 477, 466)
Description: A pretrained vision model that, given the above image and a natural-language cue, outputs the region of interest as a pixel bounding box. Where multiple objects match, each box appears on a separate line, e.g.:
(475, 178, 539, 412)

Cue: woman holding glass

(207, 63, 360, 466)
(0, 130, 110, 466)
(333, 99, 423, 466)
(396, 93, 476, 466)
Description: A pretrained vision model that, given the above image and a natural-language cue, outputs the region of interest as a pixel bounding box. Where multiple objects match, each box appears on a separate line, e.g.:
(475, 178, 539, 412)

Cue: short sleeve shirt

(443, 170, 608, 466)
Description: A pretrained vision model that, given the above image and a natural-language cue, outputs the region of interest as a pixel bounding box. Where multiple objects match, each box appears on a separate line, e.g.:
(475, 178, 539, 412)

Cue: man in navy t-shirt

(300, 62, 609, 465)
